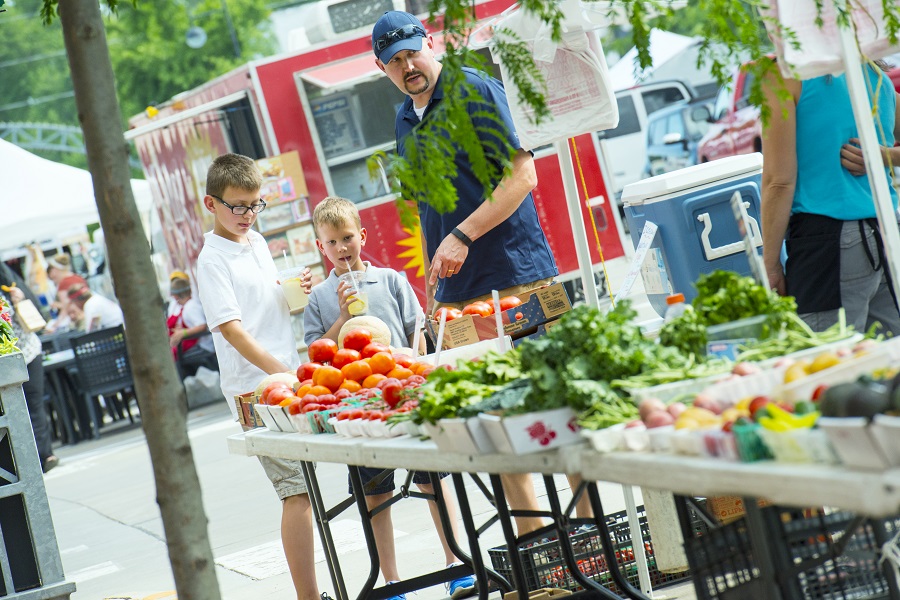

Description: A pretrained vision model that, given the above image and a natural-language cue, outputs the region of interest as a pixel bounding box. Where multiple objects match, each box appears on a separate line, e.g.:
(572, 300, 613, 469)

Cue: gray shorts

(798, 220, 900, 336)
(257, 456, 309, 500)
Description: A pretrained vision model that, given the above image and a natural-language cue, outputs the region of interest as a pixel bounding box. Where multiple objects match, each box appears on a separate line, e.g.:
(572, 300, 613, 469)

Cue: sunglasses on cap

(374, 24, 426, 54)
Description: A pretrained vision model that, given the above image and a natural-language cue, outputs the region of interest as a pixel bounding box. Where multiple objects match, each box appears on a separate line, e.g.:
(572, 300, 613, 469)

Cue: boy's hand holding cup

(338, 271, 368, 316)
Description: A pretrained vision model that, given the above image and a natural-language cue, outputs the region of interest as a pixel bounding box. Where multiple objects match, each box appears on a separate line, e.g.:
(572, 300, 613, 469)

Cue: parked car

(697, 68, 761, 163)
(596, 80, 696, 199)
(644, 99, 714, 177)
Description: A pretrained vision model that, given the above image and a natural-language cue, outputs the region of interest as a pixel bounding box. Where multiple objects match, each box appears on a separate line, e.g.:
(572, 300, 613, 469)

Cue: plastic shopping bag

(490, 0, 618, 150)
(762, 0, 900, 80)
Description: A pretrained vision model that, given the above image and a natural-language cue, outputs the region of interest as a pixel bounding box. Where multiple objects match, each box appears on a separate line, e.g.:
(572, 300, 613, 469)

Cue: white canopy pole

(555, 139, 601, 308)
(838, 19, 900, 309)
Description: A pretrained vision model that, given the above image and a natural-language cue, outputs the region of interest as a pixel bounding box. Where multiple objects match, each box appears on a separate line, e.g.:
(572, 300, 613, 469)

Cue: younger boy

(196, 153, 325, 600)
(303, 196, 476, 599)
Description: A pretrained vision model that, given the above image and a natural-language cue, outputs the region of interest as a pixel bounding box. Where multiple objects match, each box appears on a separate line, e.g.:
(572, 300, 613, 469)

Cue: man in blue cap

(372, 10, 558, 318)
(372, 9, 567, 600)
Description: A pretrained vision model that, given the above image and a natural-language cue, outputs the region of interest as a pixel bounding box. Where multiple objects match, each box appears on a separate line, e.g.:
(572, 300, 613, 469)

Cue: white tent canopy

(0, 138, 151, 251)
(608, 30, 700, 91)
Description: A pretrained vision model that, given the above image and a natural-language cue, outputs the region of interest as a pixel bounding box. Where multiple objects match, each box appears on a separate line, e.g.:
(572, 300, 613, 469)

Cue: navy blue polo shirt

(395, 67, 558, 303)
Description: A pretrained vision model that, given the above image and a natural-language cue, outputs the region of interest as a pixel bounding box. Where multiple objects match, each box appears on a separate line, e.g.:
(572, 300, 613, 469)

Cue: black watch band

(451, 227, 473, 247)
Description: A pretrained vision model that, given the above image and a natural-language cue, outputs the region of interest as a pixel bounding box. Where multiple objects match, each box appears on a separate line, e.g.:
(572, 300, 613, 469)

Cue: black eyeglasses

(374, 24, 426, 54)
(211, 195, 267, 215)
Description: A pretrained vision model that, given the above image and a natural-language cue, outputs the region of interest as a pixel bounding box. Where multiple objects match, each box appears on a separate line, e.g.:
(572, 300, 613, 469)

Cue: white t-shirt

(83, 294, 124, 332)
(196, 230, 300, 417)
(176, 297, 215, 354)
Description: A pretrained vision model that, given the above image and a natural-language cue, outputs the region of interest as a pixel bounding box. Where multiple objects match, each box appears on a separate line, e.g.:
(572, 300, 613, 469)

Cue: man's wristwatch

(451, 227, 473, 247)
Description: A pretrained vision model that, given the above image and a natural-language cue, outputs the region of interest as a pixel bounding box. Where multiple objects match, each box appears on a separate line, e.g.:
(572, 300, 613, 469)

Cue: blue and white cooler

(621, 153, 763, 317)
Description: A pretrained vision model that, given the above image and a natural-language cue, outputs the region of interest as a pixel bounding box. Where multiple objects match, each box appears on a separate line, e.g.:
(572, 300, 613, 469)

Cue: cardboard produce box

(426, 283, 571, 350)
(234, 392, 264, 429)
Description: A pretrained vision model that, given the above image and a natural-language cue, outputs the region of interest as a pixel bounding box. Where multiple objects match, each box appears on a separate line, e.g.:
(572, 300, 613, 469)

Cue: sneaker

(445, 564, 476, 599)
(385, 580, 406, 600)
(42, 455, 60, 473)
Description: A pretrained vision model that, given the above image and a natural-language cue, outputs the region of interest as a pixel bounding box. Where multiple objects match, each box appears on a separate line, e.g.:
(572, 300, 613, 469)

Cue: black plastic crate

(487, 506, 695, 593)
(685, 505, 897, 600)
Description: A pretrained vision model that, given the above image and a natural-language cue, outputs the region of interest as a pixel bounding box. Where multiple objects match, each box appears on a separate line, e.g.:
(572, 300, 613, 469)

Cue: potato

(692, 393, 722, 415)
(638, 397, 666, 420)
(732, 362, 761, 376)
(667, 402, 687, 418)
(644, 410, 675, 429)
(772, 356, 796, 369)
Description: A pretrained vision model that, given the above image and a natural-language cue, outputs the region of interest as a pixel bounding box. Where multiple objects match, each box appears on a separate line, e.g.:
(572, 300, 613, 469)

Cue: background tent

(0, 138, 151, 251)
(608, 30, 718, 97)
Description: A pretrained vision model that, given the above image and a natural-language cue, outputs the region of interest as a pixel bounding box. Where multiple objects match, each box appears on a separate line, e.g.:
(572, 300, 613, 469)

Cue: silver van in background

(595, 80, 694, 201)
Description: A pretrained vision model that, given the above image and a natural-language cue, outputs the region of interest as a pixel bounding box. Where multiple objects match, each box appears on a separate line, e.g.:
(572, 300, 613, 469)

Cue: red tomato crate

(487, 506, 700, 593)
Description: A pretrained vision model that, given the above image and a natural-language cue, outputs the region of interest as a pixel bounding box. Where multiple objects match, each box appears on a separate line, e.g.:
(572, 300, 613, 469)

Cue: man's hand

(428, 234, 469, 286)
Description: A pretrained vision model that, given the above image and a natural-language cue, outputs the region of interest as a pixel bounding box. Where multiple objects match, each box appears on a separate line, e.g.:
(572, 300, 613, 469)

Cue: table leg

(585, 483, 651, 600)
(300, 460, 349, 600)
(44, 370, 76, 445)
(347, 465, 382, 600)
(542, 476, 634, 600)
(488, 473, 532, 597)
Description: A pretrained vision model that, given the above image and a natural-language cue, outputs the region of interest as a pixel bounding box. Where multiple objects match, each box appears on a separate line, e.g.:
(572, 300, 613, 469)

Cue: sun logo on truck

(397, 225, 425, 279)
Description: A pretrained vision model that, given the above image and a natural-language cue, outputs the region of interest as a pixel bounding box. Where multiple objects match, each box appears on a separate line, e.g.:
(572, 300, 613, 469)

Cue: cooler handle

(696, 203, 762, 261)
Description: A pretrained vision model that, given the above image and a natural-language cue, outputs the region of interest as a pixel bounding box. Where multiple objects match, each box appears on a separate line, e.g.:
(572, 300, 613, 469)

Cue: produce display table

(230, 428, 900, 600)
(228, 430, 649, 600)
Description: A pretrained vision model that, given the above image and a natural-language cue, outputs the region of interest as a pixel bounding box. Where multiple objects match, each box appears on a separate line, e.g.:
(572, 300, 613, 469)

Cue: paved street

(42, 399, 695, 600)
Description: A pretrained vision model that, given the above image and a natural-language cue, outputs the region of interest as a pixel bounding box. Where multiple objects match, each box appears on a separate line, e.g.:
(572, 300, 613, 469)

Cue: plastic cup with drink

(279, 265, 309, 314)
(339, 269, 368, 316)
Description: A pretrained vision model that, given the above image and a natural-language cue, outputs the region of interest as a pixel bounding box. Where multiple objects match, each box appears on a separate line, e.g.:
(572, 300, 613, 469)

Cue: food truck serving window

(298, 62, 406, 204)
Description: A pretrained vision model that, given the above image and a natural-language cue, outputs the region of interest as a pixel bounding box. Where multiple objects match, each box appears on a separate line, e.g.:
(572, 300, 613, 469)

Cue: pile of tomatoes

(259, 327, 434, 420)
(433, 295, 523, 322)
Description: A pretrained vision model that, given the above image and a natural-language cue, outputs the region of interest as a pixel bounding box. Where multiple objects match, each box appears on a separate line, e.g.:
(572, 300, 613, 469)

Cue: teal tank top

(793, 66, 898, 219)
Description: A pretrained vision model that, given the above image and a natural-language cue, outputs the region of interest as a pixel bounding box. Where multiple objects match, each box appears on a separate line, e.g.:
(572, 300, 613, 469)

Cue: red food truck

(126, 0, 628, 308)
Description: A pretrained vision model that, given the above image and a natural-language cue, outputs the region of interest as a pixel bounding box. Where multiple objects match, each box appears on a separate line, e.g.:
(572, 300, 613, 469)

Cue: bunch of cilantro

(415, 350, 524, 424)
(517, 302, 682, 415)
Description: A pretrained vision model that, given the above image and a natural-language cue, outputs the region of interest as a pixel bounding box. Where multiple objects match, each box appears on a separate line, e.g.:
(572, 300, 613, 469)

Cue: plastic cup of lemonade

(339, 271, 368, 315)
(279, 266, 309, 313)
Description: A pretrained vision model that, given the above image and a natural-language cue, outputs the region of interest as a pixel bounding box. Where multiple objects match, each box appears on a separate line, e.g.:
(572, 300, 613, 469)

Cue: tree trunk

(58, 1, 221, 598)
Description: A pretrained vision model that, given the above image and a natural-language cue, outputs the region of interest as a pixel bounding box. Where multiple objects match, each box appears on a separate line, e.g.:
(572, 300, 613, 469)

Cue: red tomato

(377, 376, 401, 390)
(300, 394, 319, 407)
(287, 400, 304, 415)
(302, 403, 323, 413)
(406, 374, 426, 385)
(259, 382, 291, 404)
(463, 301, 493, 317)
(266, 387, 295, 406)
(308, 339, 338, 364)
(499, 296, 523, 311)
(342, 328, 373, 352)
(347, 409, 364, 420)
(366, 410, 384, 420)
(382, 381, 404, 408)
(811, 384, 829, 402)
(361, 342, 391, 359)
(337, 410, 353, 421)
(334, 388, 352, 401)
(332, 348, 361, 370)
(392, 353, 415, 368)
(317, 394, 338, 406)
(297, 362, 322, 381)
(434, 307, 463, 322)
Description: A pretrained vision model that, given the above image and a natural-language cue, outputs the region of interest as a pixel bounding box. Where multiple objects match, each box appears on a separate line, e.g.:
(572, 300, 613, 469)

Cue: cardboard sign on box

(706, 495, 772, 524)
(234, 392, 263, 429)
(426, 283, 572, 349)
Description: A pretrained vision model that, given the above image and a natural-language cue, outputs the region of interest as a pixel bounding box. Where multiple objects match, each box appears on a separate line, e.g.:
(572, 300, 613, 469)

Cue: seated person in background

(44, 253, 88, 333)
(66, 284, 124, 332)
(166, 271, 218, 377)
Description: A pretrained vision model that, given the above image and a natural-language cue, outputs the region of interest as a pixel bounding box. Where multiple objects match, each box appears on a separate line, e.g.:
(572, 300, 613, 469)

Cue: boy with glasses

(195, 153, 326, 600)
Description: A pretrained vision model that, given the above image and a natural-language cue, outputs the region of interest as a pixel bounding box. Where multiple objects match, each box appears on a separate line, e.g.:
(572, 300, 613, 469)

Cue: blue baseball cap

(372, 11, 427, 63)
